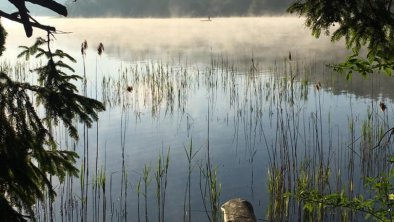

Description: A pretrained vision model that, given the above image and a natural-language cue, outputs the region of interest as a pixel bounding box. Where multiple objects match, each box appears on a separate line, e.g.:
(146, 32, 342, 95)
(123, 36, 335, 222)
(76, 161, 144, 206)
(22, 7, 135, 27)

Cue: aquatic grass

(267, 166, 290, 222)
(91, 166, 107, 222)
(93, 42, 104, 222)
(109, 171, 119, 222)
(199, 163, 222, 222)
(136, 177, 142, 222)
(80, 39, 90, 222)
(21, 48, 394, 222)
(262, 62, 357, 221)
(183, 139, 201, 222)
(120, 108, 129, 221)
(97, 167, 107, 222)
(143, 163, 152, 222)
(197, 101, 222, 222)
(155, 147, 171, 222)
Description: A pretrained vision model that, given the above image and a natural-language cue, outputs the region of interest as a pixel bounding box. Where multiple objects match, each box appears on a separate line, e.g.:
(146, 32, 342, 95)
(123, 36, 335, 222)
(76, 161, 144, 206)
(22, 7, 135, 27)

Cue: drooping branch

(8, 0, 32, 36)
(4, 0, 68, 37)
(0, 10, 56, 34)
(25, 0, 67, 16)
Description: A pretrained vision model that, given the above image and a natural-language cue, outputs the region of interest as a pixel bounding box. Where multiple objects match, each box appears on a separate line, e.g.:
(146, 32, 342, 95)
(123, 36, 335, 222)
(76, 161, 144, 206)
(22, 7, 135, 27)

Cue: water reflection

(2, 17, 394, 221)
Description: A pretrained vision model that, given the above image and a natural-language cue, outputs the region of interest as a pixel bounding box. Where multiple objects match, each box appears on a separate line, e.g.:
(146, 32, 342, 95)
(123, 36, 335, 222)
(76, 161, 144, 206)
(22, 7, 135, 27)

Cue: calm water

(3, 17, 394, 221)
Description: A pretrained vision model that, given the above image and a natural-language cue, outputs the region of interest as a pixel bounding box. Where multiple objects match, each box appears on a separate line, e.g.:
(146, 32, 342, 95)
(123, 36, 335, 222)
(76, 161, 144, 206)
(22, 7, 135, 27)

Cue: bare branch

(8, 0, 32, 36)
(25, 0, 67, 16)
(0, 10, 56, 34)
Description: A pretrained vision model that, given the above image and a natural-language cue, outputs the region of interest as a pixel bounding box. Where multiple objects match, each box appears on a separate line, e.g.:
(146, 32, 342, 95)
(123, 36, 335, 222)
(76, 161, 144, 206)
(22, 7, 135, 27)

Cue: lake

(3, 17, 394, 221)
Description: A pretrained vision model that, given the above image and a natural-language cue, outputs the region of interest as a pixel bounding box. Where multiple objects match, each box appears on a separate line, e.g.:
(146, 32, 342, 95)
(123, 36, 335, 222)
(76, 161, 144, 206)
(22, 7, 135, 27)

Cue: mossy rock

(221, 198, 256, 222)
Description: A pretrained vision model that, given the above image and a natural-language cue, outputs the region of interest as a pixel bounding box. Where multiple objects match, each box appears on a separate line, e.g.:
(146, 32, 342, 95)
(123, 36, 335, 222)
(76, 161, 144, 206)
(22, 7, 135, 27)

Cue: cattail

(81, 40, 88, 55)
(315, 82, 321, 91)
(288, 51, 292, 61)
(98, 42, 104, 56)
(380, 102, 387, 112)
(127, 86, 133, 92)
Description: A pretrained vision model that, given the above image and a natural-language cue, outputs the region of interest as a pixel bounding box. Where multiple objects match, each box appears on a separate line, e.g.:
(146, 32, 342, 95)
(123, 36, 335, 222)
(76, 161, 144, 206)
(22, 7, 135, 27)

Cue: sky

(0, 0, 294, 17)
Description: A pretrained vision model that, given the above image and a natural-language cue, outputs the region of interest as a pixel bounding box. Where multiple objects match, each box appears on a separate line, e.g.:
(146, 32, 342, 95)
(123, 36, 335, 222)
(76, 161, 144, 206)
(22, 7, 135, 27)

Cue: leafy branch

(296, 162, 394, 221)
(332, 52, 394, 80)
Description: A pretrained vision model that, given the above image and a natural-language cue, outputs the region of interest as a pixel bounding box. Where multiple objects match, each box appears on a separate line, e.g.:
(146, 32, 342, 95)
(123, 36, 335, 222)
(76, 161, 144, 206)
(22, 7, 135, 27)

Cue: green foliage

(334, 52, 394, 80)
(288, 2, 394, 218)
(18, 38, 104, 139)
(288, 0, 394, 77)
(297, 164, 394, 221)
(0, 36, 104, 221)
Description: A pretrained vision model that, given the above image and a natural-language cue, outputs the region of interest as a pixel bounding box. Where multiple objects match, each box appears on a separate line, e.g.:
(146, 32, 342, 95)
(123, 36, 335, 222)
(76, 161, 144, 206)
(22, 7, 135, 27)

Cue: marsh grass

(183, 139, 201, 222)
(155, 147, 171, 222)
(253, 54, 394, 221)
(142, 163, 152, 222)
(199, 163, 222, 222)
(13, 49, 393, 222)
(198, 104, 222, 222)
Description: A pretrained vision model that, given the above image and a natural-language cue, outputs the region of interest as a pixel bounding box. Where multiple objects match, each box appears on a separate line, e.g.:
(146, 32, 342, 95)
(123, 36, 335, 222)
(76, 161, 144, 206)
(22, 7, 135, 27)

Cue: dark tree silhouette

(0, 1, 105, 221)
(1, 0, 66, 37)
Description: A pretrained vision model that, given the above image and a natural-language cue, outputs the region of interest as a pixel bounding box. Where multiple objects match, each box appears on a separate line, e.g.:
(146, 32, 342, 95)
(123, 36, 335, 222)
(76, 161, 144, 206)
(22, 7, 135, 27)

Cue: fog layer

(2, 17, 348, 63)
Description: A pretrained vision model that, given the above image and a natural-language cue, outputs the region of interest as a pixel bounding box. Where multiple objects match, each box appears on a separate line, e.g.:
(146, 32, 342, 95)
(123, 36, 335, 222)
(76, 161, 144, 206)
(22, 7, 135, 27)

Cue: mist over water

(2, 16, 394, 222)
(3, 17, 348, 63)
(5, 16, 393, 101)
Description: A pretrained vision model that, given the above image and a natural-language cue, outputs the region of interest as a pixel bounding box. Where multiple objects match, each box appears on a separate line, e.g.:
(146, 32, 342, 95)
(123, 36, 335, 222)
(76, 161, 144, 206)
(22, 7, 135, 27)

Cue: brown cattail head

(380, 102, 387, 112)
(127, 86, 133, 92)
(98, 42, 104, 56)
(81, 40, 88, 55)
(315, 82, 321, 91)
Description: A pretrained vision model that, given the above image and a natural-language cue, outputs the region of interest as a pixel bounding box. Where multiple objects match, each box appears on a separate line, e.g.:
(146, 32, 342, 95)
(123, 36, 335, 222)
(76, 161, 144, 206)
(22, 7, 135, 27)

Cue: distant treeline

(66, 0, 294, 17)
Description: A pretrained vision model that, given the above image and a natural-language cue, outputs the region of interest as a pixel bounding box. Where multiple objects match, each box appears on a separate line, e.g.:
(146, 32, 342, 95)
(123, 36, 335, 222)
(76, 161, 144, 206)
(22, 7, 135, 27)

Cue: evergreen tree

(0, 1, 104, 221)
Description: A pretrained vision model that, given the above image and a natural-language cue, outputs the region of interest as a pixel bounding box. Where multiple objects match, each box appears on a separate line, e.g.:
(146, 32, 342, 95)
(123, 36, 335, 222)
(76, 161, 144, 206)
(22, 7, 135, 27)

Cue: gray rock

(221, 198, 257, 222)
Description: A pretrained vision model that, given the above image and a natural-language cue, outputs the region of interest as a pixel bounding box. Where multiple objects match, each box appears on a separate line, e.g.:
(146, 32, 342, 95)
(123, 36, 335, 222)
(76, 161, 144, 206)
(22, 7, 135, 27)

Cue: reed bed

(6, 51, 394, 221)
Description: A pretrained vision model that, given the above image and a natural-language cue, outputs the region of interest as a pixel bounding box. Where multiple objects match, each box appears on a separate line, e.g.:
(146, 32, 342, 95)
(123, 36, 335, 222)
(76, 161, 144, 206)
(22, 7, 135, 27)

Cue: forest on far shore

(66, 0, 293, 17)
